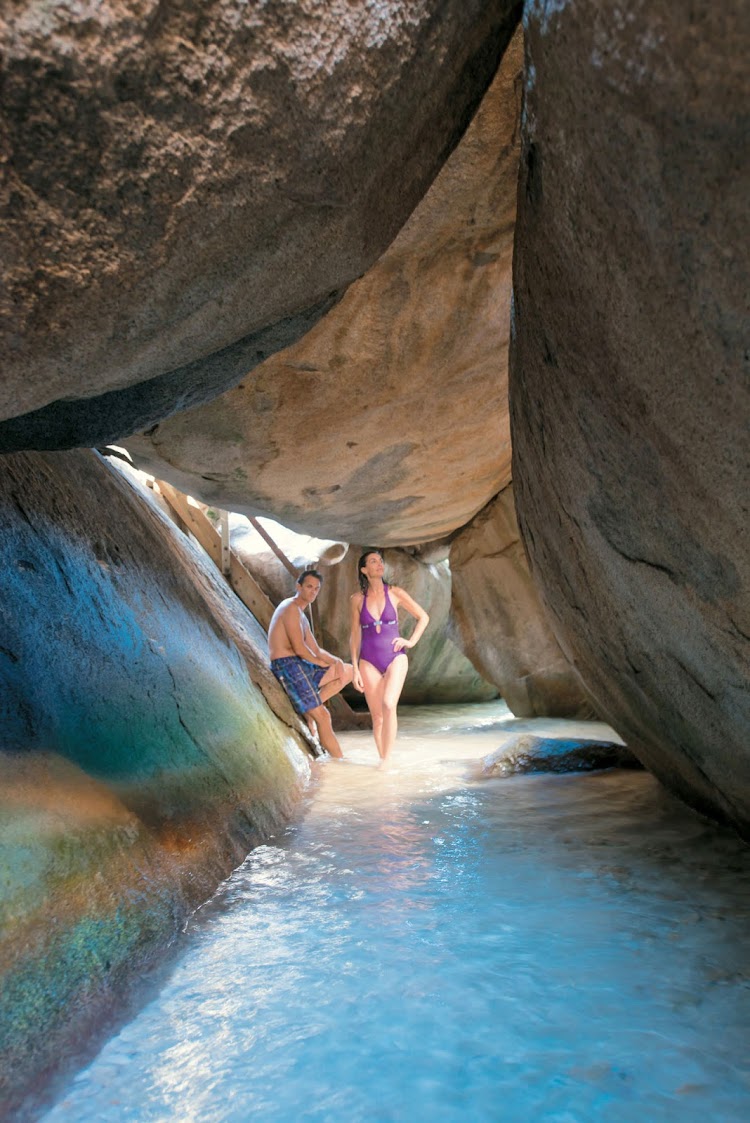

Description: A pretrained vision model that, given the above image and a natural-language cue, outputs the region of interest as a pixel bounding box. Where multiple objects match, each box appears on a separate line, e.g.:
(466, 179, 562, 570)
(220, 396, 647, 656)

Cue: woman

(350, 549, 429, 766)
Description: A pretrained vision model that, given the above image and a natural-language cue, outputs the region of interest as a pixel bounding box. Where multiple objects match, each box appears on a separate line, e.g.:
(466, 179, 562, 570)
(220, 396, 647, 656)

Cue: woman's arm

(349, 593, 365, 691)
(390, 586, 429, 651)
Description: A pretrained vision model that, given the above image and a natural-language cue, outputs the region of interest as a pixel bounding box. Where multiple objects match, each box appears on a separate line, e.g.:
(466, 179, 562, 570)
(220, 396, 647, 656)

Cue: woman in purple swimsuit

(350, 549, 429, 766)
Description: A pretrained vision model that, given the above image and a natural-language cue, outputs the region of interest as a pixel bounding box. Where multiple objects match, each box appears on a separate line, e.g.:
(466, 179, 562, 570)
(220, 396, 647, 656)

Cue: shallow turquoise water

(43, 704, 750, 1121)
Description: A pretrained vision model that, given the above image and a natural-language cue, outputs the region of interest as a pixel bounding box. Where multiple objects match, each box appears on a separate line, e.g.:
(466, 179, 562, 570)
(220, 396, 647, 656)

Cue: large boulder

(314, 547, 498, 705)
(510, 3, 750, 830)
(0, 450, 310, 1110)
(0, 0, 521, 452)
(450, 485, 592, 718)
(124, 28, 525, 545)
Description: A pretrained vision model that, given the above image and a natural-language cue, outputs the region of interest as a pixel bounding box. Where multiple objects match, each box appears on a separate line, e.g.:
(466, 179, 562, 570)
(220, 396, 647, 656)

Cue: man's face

(297, 576, 321, 603)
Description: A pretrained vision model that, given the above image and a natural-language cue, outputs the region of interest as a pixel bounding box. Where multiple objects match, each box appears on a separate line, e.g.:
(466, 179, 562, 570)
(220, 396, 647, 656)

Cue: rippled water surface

(43, 704, 750, 1122)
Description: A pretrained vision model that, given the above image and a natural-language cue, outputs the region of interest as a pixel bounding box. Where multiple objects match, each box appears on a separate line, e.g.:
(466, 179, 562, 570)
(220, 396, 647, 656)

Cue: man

(268, 569, 355, 759)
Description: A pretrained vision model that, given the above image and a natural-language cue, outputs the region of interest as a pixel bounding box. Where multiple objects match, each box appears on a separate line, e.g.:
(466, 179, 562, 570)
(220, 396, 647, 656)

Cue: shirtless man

(268, 569, 355, 758)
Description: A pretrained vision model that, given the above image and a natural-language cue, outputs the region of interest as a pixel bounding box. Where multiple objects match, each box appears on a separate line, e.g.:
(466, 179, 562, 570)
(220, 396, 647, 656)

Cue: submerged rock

(124, 28, 524, 545)
(478, 734, 640, 778)
(1, 0, 521, 452)
(510, 1, 750, 830)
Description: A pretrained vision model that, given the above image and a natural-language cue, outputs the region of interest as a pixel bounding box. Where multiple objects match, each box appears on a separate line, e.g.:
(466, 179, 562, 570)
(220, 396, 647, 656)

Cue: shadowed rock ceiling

(0, 0, 522, 451)
(125, 31, 523, 545)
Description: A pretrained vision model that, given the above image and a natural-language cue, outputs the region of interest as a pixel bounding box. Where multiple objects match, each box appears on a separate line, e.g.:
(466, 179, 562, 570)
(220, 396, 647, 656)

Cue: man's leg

(318, 661, 354, 703)
(306, 703, 344, 759)
(272, 658, 343, 755)
(304, 711, 318, 737)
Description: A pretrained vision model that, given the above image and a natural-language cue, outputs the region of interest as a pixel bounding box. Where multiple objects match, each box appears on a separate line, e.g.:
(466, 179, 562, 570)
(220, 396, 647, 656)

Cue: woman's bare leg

(379, 655, 409, 764)
(359, 659, 386, 759)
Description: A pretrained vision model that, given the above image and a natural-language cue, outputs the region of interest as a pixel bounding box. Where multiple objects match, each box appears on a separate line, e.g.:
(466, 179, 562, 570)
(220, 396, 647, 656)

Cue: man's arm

(284, 605, 340, 668)
(304, 627, 343, 670)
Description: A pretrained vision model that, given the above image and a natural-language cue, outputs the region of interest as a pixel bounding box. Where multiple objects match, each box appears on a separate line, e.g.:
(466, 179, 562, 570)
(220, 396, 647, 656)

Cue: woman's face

(361, 552, 385, 580)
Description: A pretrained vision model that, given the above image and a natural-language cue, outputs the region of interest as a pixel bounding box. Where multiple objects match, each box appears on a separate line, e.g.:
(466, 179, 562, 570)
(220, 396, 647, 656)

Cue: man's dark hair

(297, 568, 323, 586)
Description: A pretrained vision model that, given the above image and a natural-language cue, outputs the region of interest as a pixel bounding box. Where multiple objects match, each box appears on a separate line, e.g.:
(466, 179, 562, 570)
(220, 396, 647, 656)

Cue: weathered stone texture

(125, 28, 524, 545)
(450, 484, 592, 718)
(0, 0, 521, 450)
(510, 2, 750, 829)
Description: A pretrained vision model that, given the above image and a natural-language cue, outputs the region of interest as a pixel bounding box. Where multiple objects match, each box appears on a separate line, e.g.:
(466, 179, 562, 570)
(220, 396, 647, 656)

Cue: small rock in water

(477, 734, 641, 778)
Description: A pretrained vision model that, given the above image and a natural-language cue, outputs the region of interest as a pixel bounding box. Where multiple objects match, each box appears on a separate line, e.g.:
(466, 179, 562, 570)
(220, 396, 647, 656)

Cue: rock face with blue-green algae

(313, 548, 498, 705)
(0, 0, 521, 452)
(0, 450, 311, 1112)
(510, 1, 750, 831)
(450, 485, 592, 718)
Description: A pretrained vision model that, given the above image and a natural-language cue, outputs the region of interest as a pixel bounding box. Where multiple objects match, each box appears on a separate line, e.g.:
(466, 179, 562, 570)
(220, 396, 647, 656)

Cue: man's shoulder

(273, 596, 299, 615)
(269, 597, 294, 627)
(278, 597, 309, 628)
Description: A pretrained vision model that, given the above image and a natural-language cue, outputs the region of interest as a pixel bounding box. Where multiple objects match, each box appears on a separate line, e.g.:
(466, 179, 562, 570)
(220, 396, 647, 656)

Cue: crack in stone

(611, 547, 676, 579)
(671, 655, 717, 703)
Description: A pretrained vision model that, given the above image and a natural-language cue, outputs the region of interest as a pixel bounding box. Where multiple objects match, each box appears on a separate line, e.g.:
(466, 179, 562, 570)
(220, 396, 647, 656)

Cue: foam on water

(42, 703, 750, 1122)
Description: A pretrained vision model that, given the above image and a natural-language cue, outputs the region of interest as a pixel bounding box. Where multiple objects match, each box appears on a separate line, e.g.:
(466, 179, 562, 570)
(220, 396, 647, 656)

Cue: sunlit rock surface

(228, 513, 348, 607)
(510, 2, 750, 830)
(312, 548, 497, 705)
(0, 450, 310, 1111)
(124, 29, 524, 546)
(0, 0, 521, 452)
(450, 485, 592, 718)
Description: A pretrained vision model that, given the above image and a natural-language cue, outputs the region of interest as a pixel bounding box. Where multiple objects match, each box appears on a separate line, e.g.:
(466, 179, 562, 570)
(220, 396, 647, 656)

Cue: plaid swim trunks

(271, 656, 327, 714)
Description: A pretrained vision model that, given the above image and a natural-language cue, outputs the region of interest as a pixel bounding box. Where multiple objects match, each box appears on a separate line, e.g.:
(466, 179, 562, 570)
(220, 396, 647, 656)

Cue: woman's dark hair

(357, 549, 383, 594)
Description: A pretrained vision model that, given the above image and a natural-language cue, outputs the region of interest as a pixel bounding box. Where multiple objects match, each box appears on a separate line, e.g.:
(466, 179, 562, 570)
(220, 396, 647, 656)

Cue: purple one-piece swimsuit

(359, 584, 403, 675)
